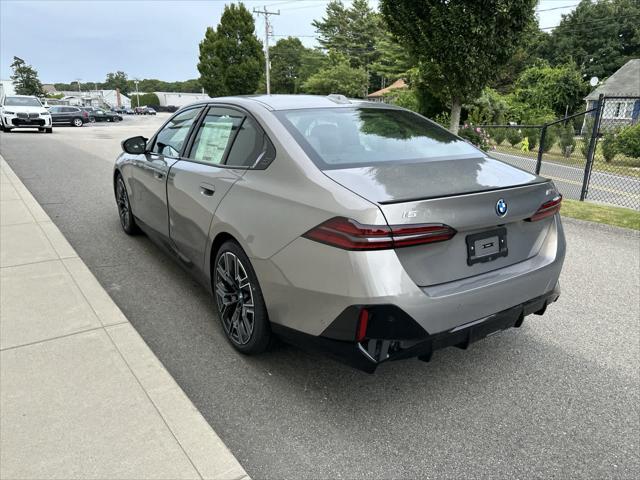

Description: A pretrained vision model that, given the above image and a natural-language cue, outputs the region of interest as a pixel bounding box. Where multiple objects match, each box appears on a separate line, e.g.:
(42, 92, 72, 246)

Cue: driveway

(1, 123, 638, 479)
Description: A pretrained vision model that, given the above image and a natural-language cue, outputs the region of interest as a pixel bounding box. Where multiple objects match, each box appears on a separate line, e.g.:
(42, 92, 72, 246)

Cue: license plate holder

(466, 228, 508, 266)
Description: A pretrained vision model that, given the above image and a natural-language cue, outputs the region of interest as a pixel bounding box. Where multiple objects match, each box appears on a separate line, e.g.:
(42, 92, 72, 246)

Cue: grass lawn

(561, 199, 640, 230)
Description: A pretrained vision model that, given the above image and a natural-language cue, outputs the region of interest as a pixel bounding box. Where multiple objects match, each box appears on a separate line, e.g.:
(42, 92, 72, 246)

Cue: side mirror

(122, 136, 147, 154)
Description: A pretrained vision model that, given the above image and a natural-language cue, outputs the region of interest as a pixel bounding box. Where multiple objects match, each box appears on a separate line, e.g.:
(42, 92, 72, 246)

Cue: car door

(167, 106, 264, 271)
(49, 106, 63, 123)
(133, 106, 203, 237)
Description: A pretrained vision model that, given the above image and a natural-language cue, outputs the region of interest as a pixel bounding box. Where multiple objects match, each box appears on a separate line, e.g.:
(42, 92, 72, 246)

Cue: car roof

(188, 94, 400, 112)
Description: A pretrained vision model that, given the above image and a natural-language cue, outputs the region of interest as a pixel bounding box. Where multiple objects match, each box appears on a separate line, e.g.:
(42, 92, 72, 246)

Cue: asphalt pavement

(1, 119, 638, 479)
(492, 151, 640, 210)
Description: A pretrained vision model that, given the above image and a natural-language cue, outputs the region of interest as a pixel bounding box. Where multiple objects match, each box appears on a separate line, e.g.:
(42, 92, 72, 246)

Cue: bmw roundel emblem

(496, 198, 508, 217)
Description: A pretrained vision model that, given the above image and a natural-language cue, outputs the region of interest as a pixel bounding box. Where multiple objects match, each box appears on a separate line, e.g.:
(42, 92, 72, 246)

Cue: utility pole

(253, 6, 280, 95)
(134, 79, 140, 107)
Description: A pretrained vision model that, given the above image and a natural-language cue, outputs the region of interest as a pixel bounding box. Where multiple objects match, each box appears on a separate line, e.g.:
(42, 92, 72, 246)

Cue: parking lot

(1, 118, 638, 478)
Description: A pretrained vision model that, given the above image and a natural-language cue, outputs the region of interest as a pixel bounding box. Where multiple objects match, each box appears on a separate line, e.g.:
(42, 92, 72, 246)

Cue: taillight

(526, 195, 562, 222)
(302, 217, 456, 250)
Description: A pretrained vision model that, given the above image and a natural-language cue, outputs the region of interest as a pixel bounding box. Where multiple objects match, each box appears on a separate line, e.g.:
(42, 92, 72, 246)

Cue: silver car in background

(114, 95, 565, 372)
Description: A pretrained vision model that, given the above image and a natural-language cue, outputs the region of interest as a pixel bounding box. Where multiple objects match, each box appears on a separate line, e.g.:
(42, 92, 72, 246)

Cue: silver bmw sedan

(114, 95, 565, 372)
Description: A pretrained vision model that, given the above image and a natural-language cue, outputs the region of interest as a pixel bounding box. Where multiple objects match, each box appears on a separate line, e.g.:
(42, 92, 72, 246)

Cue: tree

(313, 0, 381, 90)
(104, 71, 129, 95)
(198, 3, 264, 96)
(302, 51, 368, 98)
(511, 62, 588, 117)
(10, 56, 43, 96)
(270, 37, 309, 94)
(381, 0, 536, 133)
(370, 29, 413, 88)
(541, 0, 640, 79)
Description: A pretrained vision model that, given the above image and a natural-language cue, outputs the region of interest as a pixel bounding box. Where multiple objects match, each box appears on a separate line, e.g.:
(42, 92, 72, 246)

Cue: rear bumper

(257, 214, 565, 337)
(273, 286, 560, 373)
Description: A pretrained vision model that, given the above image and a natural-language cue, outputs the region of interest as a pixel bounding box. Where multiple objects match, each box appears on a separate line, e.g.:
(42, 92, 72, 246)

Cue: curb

(1, 156, 250, 480)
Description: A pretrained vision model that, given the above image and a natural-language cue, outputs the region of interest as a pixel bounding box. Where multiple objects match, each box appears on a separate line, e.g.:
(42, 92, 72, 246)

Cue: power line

(535, 3, 579, 13)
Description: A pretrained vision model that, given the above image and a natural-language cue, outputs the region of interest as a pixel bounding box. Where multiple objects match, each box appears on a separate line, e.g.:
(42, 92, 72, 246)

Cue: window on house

(604, 101, 634, 119)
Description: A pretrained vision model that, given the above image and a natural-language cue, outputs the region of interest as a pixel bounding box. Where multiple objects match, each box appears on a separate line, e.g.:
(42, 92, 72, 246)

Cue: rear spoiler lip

(377, 180, 552, 205)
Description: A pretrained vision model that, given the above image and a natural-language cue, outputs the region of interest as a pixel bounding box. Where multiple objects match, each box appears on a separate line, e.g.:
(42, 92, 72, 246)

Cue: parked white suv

(0, 95, 52, 133)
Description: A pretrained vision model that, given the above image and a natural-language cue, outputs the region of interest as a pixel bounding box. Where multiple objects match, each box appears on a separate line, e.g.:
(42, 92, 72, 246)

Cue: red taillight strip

(302, 217, 456, 250)
(527, 195, 562, 222)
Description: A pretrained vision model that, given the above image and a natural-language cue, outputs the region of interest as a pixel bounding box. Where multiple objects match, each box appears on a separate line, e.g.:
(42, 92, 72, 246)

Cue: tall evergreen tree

(312, 0, 380, 71)
(198, 3, 264, 96)
(381, 0, 536, 133)
(10, 56, 43, 96)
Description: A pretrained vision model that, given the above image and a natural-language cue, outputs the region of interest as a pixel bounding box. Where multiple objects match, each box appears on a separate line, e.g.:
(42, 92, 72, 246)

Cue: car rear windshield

(275, 107, 481, 170)
(4, 96, 42, 107)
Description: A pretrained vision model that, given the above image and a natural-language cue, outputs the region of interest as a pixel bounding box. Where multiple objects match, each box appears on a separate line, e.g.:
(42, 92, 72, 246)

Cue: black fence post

(580, 94, 604, 201)
(535, 124, 547, 174)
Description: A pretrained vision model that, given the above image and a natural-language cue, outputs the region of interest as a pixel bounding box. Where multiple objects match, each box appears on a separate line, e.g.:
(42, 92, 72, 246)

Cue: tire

(114, 174, 140, 235)
(39, 128, 45, 133)
(89, 117, 96, 123)
(45, 128, 53, 134)
(72, 117, 83, 127)
(213, 241, 271, 354)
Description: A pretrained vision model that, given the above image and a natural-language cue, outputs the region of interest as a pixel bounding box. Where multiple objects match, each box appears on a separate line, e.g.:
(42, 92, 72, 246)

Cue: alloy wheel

(215, 251, 255, 345)
(115, 178, 131, 229)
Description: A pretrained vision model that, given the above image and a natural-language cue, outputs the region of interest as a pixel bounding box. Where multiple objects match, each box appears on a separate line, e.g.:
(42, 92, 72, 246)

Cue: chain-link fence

(475, 94, 639, 210)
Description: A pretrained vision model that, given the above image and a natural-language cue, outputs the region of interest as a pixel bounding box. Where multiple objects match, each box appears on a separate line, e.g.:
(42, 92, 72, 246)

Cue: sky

(0, 0, 580, 84)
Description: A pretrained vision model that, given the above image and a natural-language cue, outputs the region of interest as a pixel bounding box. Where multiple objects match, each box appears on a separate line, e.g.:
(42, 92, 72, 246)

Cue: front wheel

(115, 175, 139, 235)
(214, 241, 271, 354)
(45, 128, 53, 134)
(72, 117, 83, 127)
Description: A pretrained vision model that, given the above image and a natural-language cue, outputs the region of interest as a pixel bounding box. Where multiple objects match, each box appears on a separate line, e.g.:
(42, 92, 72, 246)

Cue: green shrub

(522, 128, 539, 150)
(616, 124, 640, 158)
(491, 128, 507, 145)
(540, 125, 558, 153)
(581, 118, 594, 158)
(601, 132, 617, 162)
(458, 125, 490, 150)
(506, 128, 522, 147)
(558, 124, 576, 157)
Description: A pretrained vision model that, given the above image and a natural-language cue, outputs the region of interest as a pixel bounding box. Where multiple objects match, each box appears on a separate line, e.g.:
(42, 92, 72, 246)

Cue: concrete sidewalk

(0, 157, 248, 480)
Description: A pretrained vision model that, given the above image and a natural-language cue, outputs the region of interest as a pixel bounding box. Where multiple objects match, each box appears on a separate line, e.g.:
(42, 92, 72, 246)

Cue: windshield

(276, 107, 480, 170)
(4, 96, 42, 107)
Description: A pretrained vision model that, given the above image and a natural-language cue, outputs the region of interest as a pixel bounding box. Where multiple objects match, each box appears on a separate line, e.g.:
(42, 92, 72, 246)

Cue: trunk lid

(324, 156, 558, 286)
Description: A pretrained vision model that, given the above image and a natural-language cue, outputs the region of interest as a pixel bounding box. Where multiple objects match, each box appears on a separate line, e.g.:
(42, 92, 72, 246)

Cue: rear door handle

(200, 185, 215, 196)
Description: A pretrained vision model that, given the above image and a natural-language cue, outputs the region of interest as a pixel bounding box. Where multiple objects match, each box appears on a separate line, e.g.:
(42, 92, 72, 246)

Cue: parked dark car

(81, 107, 122, 123)
(125, 108, 135, 115)
(48, 106, 89, 127)
(134, 106, 156, 115)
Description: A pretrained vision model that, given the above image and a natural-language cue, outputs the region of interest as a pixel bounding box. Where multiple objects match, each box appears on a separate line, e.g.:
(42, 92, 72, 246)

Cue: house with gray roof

(584, 59, 640, 130)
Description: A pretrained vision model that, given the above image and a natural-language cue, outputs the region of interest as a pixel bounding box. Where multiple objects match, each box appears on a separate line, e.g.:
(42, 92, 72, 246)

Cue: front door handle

(200, 185, 215, 196)
(154, 171, 165, 180)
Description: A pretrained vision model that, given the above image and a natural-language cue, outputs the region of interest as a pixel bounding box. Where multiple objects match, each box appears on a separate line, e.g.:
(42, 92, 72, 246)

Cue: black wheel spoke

(215, 251, 255, 346)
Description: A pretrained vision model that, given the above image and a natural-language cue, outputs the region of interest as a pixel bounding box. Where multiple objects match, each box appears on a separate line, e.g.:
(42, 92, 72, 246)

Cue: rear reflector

(527, 195, 562, 222)
(302, 217, 456, 250)
(356, 308, 369, 342)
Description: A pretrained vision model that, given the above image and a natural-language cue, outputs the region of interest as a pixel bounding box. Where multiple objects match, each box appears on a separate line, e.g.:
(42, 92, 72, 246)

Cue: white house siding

(153, 92, 211, 107)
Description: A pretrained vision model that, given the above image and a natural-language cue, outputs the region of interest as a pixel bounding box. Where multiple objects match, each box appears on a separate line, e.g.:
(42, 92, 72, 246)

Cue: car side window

(188, 108, 244, 165)
(152, 108, 202, 157)
(225, 117, 265, 168)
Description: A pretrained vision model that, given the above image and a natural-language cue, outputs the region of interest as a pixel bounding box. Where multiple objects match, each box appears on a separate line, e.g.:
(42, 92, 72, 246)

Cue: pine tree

(197, 3, 264, 96)
(10, 57, 44, 96)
